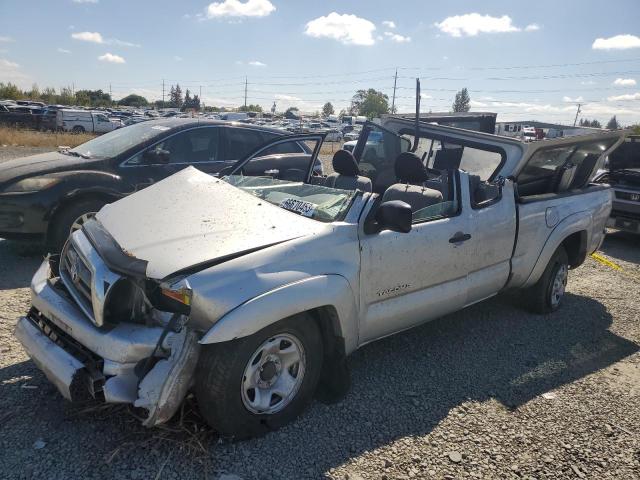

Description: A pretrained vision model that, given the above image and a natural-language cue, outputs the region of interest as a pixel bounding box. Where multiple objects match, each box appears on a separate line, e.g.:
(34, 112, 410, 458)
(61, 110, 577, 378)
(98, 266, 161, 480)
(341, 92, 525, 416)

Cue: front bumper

(14, 259, 200, 426)
(0, 191, 51, 238)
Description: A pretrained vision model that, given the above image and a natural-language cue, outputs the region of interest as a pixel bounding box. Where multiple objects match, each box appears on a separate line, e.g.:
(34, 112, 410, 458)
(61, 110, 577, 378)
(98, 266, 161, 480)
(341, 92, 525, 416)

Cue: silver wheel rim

(70, 212, 96, 235)
(550, 264, 568, 307)
(241, 333, 306, 415)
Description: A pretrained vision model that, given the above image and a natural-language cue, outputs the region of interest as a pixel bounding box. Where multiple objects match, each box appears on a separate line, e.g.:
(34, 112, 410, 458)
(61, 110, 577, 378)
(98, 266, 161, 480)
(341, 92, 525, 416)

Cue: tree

(606, 115, 620, 130)
(74, 89, 111, 107)
(452, 88, 471, 112)
(350, 89, 390, 119)
(58, 86, 75, 105)
(0, 82, 23, 100)
(169, 84, 183, 108)
(41, 87, 57, 104)
(119, 94, 149, 107)
(322, 101, 334, 116)
(238, 104, 263, 112)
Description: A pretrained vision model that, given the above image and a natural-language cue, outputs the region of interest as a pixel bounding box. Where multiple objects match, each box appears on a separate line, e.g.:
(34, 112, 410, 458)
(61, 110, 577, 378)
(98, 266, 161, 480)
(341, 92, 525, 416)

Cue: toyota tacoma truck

(15, 117, 625, 438)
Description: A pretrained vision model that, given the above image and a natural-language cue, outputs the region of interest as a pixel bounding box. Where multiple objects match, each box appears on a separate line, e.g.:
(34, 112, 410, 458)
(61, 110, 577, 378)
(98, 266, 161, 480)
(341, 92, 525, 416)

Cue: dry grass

(0, 126, 96, 149)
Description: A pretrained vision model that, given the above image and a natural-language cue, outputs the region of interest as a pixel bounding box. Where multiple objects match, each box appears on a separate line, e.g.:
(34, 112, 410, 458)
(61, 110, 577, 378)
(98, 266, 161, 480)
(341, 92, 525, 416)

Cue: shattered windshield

(70, 122, 168, 159)
(224, 175, 356, 223)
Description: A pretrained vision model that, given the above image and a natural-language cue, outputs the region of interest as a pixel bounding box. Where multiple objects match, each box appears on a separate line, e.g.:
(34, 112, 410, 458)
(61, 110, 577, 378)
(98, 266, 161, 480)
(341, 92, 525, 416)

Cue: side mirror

(374, 200, 412, 233)
(142, 148, 170, 164)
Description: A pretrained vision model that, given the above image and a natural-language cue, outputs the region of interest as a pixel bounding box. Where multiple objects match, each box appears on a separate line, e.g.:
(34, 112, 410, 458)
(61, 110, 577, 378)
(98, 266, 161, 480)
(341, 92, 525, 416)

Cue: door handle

(449, 232, 471, 243)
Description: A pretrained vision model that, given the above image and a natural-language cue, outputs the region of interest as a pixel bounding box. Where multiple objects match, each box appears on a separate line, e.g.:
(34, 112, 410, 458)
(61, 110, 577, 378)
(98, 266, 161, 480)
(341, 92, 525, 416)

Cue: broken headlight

(157, 278, 192, 315)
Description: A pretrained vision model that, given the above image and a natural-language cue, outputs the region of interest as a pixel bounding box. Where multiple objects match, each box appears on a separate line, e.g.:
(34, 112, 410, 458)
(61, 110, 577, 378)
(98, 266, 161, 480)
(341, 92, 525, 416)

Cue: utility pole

(573, 103, 582, 127)
(162, 79, 165, 110)
(244, 76, 248, 108)
(391, 68, 398, 114)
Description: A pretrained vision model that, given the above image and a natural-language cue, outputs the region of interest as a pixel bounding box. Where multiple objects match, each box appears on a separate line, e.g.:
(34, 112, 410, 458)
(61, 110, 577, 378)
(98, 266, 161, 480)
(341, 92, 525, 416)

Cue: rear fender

(199, 275, 359, 354)
(522, 211, 592, 288)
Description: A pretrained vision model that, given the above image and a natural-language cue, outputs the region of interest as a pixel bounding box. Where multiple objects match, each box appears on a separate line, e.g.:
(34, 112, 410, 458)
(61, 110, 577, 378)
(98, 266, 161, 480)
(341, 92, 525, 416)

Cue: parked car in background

(56, 109, 120, 133)
(0, 104, 41, 129)
(0, 119, 322, 251)
(594, 134, 640, 234)
(14, 116, 624, 438)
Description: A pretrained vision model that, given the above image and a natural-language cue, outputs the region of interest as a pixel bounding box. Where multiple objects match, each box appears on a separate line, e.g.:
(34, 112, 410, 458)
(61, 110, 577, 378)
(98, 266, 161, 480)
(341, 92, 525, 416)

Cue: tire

(523, 246, 569, 314)
(46, 198, 107, 254)
(196, 313, 323, 439)
(72, 125, 85, 133)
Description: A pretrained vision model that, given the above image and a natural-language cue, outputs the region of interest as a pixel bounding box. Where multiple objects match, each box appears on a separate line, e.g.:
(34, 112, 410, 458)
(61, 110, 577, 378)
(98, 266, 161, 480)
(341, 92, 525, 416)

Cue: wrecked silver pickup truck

(15, 117, 625, 438)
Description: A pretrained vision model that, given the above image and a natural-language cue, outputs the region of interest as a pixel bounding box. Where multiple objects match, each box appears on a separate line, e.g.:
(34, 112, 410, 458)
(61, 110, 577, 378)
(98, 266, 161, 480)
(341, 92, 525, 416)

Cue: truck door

(465, 177, 517, 304)
(358, 171, 472, 344)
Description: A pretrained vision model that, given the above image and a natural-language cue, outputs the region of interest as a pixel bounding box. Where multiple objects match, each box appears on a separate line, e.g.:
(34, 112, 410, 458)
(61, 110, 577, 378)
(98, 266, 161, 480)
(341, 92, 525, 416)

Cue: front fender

(522, 210, 592, 288)
(199, 275, 360, 354)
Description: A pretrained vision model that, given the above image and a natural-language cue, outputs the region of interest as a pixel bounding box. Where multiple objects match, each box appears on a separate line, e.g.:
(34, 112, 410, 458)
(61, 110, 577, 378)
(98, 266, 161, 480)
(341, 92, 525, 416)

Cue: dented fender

(199, 275, 360, 354)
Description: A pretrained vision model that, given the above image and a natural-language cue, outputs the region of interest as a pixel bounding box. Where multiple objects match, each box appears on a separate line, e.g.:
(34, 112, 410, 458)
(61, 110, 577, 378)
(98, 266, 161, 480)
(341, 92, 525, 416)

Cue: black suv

(594, 135, 640, 234)
(0, 119, 318, 250)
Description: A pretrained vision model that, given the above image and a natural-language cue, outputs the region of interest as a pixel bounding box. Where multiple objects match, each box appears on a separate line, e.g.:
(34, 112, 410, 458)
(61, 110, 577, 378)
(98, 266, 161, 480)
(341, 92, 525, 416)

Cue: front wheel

(524, 246, 569, 314)
(47, 199, 107, 253)
(196, 314, 323, 439)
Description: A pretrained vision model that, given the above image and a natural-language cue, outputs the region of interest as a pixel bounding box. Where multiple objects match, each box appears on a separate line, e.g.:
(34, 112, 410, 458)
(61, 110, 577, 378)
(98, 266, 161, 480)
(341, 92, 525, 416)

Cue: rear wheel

(47, 199, 107, 253)
(72, 125, 85, 133)
(524, 246, 569, 314)
(196, 314, 323, 439)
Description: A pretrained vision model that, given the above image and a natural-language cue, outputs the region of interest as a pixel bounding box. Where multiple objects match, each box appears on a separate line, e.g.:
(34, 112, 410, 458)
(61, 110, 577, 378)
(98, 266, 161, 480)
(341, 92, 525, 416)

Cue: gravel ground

(0, 147, 639, 480)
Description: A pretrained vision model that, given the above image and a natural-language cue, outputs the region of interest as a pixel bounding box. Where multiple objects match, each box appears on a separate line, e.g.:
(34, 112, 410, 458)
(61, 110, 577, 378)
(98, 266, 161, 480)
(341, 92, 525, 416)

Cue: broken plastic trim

(81, 218, 148, 279)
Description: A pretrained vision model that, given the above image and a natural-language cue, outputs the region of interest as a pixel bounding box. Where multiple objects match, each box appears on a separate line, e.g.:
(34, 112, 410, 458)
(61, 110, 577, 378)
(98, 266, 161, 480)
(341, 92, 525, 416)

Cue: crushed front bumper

(14, 259, 201, 426)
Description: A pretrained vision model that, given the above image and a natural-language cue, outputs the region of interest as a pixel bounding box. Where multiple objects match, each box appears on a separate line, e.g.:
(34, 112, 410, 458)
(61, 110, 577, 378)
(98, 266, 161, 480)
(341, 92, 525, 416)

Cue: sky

(1, 0, 640, 125)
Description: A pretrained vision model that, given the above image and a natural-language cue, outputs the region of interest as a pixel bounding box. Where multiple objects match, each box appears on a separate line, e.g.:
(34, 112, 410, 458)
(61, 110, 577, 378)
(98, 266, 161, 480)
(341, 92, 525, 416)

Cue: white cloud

(435, 13, 522, 37)
(0, 58, 31, 87)
(470, 100, 488, 108)
(72, 0, 98, 3)
(524, 23, 540, 32)
(382, 20, 396, 29)
(305, 12, 376, 46)
(71, 32, 140, 47)
(580, 80, 596, 86)
(384, 31, 411, 43)
(72, 31, 104, 43)
(592, 34, 640, 50)
(562, 96, 584, 103)
(0, 36, 14, 43)
(57, 48, 71, 54)
(206, 0, 275, 18)
(174, 55, 183, 61)
(248, 60, 266, 67)
(109, 39, 141, 47)
(98, 52, 125, 64)
(613, 78, 636, 86)
(607, 92, 640, 101)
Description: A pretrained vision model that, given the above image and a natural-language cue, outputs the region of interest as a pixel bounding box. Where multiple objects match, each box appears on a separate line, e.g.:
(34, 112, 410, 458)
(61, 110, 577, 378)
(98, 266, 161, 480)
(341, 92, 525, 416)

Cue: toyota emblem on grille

(69, 259, 79, 283)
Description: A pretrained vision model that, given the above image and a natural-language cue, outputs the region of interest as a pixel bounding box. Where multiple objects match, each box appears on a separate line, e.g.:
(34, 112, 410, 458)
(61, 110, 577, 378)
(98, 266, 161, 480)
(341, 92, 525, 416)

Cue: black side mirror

(143, 148, 170, 164)
(374, 200, 412, 233)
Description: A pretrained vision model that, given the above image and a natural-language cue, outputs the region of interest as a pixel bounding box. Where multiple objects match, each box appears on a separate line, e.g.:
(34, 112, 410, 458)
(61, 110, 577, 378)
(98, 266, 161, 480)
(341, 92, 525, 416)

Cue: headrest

(394, 152, 429, 183)
(333, 149, 359, 176)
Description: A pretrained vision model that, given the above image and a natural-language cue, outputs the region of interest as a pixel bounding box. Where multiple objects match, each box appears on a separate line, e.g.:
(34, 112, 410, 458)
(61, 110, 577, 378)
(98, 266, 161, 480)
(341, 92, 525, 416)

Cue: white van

(56, 109, 119, 133)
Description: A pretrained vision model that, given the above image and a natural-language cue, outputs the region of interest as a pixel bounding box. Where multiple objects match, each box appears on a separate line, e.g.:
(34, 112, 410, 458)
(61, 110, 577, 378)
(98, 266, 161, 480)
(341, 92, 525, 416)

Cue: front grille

(615, 190, 640, 202)
(60, 239, 96, 323)
(58, 231, 122, 327)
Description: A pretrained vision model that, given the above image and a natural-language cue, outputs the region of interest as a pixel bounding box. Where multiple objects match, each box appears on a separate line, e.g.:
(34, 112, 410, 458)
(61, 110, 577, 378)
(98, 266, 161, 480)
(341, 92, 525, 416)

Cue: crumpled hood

(0, 151, 105, 186)
(96, 166, 326, 279)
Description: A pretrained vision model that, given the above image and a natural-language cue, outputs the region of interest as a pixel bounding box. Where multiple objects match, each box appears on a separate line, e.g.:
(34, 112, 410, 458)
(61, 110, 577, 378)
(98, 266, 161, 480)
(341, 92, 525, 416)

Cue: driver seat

(382, 152, 443, 211)
(324, 150, 373, 192)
